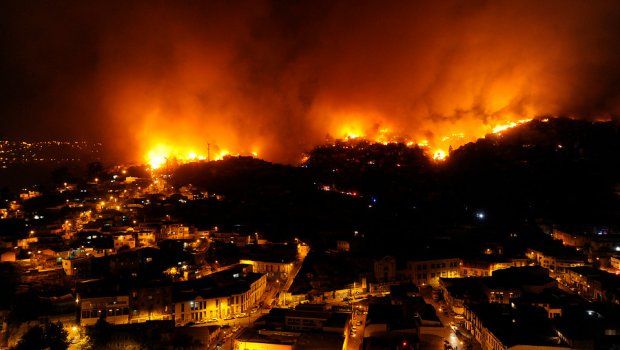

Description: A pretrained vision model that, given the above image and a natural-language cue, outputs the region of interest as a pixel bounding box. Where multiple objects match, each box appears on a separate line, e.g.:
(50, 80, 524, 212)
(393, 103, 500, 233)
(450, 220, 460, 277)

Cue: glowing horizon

(143, 114, 535, 168)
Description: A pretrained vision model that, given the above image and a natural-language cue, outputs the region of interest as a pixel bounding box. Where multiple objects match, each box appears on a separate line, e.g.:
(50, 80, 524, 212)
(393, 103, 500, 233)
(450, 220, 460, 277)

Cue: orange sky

(1, 1, 620, 164)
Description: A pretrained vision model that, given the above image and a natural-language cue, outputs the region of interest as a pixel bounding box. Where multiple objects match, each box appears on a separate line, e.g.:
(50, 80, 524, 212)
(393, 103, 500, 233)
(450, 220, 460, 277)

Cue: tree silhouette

(12, 321, 69, 350)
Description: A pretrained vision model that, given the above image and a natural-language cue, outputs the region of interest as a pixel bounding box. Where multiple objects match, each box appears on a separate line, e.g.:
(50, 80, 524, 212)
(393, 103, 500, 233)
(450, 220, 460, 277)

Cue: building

(62, 256, 91, 279)
(464, 303, 570, 350)
(160, 224, 193, 240)
(554, 303, 620, 349)
(172, 264, 266, 325)
(336, 241, 350, 252)
(374, 256, 397, 283)
(514, 288, 583, 319)
(440, 266, 557, 314)
(407, 257, 460, 287)
(79, 294, 130, 326)
(129, 284, 172, 323)
(234, 328, 345, 350)
(135, 230, 157, 247)
(240, 259, 294, 281)
(109, 247, 161, 278)
(236, 305, 350, 349)
(112, 233, 135, 251)
(460, 256, 529, 277)
(209, 231, 251, 246)
(273, 307, 350, 333)
(363, 302, 420, 350)
(552, 227, 590, 250)
(526, 246, 586, 276)
(565, 266, 620, 303)
(239, 244, 299, 280)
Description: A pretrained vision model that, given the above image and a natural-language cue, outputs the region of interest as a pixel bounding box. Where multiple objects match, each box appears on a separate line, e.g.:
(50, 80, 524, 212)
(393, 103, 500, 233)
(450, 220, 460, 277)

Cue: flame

(340, 125, 364, 140)
(214, 150, 230, 161)
(491, 118, 532, 134)
(325, 114, 534, 161)
(144, 140, 265, 169)
(143, 111, 534, 166)
(433, 150, 447, 161)
(145, 144, 209, 169)
(147, 145, 172, 169)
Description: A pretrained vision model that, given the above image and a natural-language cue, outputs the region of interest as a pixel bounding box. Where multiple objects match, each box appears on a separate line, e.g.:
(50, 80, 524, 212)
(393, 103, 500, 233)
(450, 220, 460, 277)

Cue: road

(346, 303, 367, 350)
(420, 287, 479, 350)
(208, 248, 309, 349)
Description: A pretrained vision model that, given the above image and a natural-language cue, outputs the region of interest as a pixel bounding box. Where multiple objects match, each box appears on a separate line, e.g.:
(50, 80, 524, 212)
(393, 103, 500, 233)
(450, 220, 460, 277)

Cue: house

(464, 303, 570, 350)
(407, 257, 460, 287)
(172, 264, 266, 325)
(373, 256, 397, 283)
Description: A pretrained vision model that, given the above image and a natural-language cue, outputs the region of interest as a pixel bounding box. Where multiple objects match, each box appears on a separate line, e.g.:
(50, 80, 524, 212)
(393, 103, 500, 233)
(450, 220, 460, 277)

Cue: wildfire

(143, 115, 536, 167)
(145, 144, 210, 169)
(214, 150, 230, 161)
(329, 115, 535, 161)
(145, 144, 261, 170)
(146, 145, 174, 170)
(433, 150, 447, 161)
(340, 125, 364, 140)
(491, 119, 532, 134)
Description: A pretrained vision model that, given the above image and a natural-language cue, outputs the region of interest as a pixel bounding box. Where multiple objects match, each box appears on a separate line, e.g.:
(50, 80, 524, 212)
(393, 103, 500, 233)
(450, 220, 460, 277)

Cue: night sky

(1, 0, 620, 163)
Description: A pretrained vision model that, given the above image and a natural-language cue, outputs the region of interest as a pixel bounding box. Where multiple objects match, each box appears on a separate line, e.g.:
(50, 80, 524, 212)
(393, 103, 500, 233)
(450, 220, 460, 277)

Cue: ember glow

(492, 119, 534, 134)
(143, 113, 532, 167)
(2, 1, 620, 164)
(320, 115, 534, 162)
(146, 144, 207, 170)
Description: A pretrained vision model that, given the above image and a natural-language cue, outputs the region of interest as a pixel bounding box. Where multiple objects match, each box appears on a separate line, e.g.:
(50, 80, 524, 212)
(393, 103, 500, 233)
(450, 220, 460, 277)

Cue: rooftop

(468, 303, 566, 348)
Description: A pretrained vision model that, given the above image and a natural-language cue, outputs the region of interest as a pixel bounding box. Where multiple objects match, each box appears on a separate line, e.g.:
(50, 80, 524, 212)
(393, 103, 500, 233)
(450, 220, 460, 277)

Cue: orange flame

(143, 112, 533, 166)
(433, 150, 447, 161)
(324, 114, 533, 161)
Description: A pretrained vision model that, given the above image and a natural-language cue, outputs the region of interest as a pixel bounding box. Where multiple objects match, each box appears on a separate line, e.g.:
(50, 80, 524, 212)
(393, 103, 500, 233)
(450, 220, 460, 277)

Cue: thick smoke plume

(1, 0, 620, 163)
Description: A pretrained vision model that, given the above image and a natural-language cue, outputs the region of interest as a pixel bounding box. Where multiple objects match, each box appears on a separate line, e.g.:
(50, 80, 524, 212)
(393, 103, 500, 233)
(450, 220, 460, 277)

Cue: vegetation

(11, 321, 69, 350)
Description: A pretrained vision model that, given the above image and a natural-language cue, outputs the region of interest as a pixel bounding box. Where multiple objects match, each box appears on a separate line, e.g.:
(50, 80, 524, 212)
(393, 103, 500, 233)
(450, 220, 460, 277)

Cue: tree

(45, 322, 70, 350)
(51, 166, 74, 185)
(89, 317, 112, 348)
(75, 335, 94, 350)
(12, 325, 44, 350)
(12, 321, 69, 350)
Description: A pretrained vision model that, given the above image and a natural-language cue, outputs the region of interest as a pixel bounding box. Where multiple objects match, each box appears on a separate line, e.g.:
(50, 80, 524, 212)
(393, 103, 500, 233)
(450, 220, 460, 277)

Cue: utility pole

(207, 143, 210, 162)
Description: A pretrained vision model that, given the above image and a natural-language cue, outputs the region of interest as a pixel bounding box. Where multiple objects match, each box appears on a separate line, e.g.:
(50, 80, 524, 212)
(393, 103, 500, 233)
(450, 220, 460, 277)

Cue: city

(3, 1, 620, 349)
(0, 117, 620, 349)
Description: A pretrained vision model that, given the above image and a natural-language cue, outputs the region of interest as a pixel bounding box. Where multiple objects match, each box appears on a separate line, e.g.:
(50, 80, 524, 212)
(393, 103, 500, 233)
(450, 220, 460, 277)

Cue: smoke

(1, 0, 620, 163)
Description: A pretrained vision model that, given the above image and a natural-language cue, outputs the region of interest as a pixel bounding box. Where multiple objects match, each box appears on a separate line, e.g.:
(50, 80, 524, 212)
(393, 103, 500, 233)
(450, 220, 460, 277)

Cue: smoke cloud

(1, 0, 620, 163)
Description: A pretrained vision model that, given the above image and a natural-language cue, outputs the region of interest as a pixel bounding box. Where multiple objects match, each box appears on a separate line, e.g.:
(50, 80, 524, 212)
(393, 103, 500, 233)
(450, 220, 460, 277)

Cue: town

(0, 118, 620, 350)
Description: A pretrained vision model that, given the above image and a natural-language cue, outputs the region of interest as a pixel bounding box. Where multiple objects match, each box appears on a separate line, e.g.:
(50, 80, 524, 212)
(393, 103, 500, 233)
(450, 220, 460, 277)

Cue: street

(420, 287, 479, 350)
